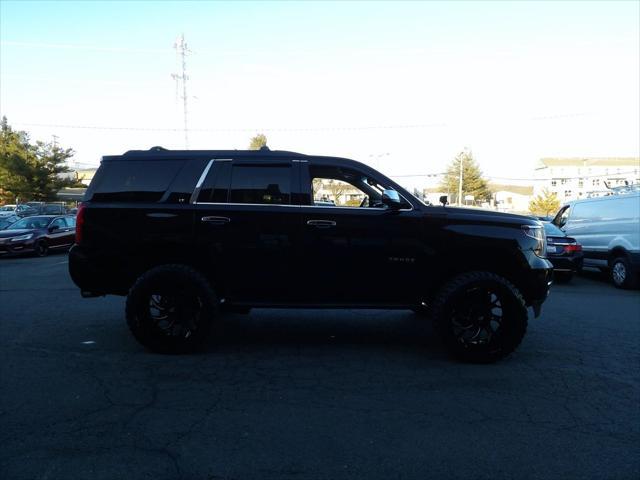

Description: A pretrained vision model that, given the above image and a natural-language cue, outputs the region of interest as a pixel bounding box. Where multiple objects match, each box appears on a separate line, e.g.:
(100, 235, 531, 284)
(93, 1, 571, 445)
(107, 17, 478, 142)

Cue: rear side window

(88, 160, 183, 202)
(197, 161, 232, 203)
(229, 164, 291, 205)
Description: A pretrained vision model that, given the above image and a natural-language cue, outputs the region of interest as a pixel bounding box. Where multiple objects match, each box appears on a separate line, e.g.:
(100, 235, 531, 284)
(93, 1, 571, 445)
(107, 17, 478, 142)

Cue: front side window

(308, 164, 410, 209)
(65, 217, 76, 228)
(51, 218, 66, 229)
(229, 164, 291, 205)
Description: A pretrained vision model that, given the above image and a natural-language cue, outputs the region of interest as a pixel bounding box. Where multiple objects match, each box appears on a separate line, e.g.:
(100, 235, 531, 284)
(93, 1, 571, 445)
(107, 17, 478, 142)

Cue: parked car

(542, 222, 583, 282)
(0, 215, 76, 256)
(0, 205, 17, 217)
(40, 203, 68, 215)
(0, 215, 20, 230)
(69, 147, 553, 362)
(14, 204, 39, 217)
(553, 192, 640, 288)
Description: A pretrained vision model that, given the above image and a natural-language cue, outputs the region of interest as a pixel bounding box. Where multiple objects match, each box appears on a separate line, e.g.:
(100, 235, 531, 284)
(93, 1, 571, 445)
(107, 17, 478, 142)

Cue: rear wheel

(126, 264, 218, 353)
(610, 256, 637, 289)
(431, 271, 528, 363)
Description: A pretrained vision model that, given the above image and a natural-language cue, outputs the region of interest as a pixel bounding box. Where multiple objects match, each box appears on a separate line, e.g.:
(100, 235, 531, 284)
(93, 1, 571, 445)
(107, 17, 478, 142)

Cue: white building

(533, 158, 640, 202)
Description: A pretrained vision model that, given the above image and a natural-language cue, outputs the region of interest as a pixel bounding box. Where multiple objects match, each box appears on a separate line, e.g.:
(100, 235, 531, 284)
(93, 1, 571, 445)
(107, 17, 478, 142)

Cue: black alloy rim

(449, 285, 505, 347)
(146, 291, 203, 339)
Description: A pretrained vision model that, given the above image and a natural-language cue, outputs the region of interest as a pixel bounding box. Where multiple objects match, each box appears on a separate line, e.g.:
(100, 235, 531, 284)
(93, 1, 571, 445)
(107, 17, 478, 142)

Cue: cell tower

(172, 34, 191, 149)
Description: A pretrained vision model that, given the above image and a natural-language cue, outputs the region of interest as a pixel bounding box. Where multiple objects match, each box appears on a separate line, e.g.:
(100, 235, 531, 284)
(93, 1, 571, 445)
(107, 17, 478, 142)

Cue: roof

(538, 157, 640, 168)
(105, 146, 308, 161)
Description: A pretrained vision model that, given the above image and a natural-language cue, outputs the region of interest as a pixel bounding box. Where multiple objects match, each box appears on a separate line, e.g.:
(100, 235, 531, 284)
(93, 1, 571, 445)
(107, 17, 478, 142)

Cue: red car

(0, 215, 76, 257)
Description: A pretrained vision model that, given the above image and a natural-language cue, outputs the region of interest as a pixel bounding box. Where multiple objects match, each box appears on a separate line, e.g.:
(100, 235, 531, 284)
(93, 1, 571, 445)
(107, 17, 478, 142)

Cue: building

(490, 184, 534, 214)
(533, 158, 640, 202)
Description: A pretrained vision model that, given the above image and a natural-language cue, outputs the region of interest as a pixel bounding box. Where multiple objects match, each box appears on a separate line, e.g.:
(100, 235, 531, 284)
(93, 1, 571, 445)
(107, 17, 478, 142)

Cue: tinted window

(198, 161, 232, 203)
(89, 160, 183, 202)
(51, 218, 66, 228)
(165, 158, 208, 204)
(229, 165, 291, 205)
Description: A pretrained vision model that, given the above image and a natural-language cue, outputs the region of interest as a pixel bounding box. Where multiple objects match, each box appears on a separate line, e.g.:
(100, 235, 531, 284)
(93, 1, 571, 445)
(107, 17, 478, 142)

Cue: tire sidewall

(432, 272, 528, 363)
(126, 265, 217, 353)
(35, 240, 48, 257)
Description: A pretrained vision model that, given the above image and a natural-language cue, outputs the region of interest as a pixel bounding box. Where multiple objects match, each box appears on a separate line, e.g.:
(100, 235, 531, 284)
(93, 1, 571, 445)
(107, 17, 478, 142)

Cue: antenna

(172, 34, 191, 149)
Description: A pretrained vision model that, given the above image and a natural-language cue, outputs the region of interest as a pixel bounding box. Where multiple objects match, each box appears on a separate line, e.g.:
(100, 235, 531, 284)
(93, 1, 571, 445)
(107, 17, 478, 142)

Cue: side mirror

(381, 189, 401, 209)
(48, 225, 59, 233)
(439, 195, 448, 206)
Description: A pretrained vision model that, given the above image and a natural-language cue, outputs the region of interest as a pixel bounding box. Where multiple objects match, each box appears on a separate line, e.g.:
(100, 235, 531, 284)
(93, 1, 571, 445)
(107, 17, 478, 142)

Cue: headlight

(521, 225, 546, 257)
(10, 233, 33, 242)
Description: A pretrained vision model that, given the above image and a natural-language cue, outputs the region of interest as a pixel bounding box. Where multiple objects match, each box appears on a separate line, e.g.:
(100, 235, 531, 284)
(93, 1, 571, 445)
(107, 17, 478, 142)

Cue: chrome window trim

(189, 159, 215, 204)
(193, 201, 412, 212)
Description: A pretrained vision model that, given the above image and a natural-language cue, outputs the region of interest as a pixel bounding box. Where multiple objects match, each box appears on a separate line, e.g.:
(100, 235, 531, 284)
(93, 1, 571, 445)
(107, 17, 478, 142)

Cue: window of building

(592, 179, 600, 186)
(561, 178, 568, 185)
(551, 179, 557, 187)
(564, 190, 572, 197)
(578, 179, 584, 188)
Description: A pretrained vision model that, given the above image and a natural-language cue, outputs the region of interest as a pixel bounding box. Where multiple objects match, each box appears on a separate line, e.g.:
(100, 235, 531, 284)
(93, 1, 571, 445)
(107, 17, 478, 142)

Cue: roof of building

(538, 157, 640, 168)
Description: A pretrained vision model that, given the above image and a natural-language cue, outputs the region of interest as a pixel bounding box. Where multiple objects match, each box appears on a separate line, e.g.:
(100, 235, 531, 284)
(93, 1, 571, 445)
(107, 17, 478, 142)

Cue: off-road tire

(126, 264, 218, 353)
(431, 271, 528, 363)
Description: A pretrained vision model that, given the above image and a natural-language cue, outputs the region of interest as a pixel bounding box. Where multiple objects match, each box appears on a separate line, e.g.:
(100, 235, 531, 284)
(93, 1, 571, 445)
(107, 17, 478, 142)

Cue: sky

(1, 0, 639, 190)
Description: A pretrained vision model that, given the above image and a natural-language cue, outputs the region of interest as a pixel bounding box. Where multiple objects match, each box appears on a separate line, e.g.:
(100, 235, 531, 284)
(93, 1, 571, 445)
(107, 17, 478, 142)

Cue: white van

(553, 192, 640, 288)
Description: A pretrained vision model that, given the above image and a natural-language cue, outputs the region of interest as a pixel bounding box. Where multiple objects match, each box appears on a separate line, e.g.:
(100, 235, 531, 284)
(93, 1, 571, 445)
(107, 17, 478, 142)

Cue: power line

(11, 122, 447, 133)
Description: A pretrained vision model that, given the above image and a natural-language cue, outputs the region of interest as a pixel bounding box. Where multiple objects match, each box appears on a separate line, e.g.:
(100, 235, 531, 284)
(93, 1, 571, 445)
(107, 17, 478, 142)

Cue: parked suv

(69, 147, 553, 362)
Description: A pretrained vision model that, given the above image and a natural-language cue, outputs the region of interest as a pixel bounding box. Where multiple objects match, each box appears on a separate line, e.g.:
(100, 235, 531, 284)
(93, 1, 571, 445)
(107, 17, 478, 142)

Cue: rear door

(194, 158, 302, 303)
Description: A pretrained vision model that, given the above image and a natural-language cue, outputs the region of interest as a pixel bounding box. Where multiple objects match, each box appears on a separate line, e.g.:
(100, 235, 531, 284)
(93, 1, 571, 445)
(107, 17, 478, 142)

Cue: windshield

(0, 205, 15, 211)
(0, 217, 17, 229)
(543, 222, 565, 236)
(7, 216, 51, 230)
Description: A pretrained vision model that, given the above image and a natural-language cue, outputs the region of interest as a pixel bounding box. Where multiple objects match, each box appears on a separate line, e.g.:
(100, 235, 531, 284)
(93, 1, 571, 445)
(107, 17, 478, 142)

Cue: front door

(298, 161, 424, 305)
(194, 158, 302, 303)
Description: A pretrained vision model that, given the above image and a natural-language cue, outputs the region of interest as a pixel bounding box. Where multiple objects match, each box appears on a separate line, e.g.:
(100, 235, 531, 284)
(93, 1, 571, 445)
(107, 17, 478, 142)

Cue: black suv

(69, 147, 553, 362)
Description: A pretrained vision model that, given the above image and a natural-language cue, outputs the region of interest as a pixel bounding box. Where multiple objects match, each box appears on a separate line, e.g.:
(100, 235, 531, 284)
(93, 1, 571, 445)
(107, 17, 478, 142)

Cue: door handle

(201, 216, 231, 225)
(307, 219, 336, 228)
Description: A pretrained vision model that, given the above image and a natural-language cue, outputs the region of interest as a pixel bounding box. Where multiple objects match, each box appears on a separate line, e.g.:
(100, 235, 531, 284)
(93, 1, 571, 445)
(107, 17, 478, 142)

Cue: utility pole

(172, 34, 191, 149)
(458, 154, 463, 206)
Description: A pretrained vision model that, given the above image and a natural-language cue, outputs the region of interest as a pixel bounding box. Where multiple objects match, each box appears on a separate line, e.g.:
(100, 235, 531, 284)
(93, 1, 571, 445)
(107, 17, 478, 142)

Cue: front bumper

(0, 238, 36, 255)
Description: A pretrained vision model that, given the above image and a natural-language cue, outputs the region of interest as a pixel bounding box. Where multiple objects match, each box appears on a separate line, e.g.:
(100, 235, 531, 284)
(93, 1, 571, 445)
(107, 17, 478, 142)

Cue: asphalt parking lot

(1, 253, 639, 480)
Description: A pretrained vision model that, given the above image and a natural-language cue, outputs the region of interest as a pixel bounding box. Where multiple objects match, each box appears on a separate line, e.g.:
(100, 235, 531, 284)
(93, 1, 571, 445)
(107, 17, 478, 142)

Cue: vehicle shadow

(203, 309, 446, 356)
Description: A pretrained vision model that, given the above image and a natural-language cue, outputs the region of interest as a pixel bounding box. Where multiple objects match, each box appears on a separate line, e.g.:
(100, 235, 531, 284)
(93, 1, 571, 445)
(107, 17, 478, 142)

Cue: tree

(439, 150, 491, 205)
(529, 188, 561, 217)
(0, 117, 80, 202)
(248, 133, 267, 150)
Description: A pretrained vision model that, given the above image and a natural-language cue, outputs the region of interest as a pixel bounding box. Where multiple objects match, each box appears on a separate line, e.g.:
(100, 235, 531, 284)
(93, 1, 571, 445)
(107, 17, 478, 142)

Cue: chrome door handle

(307, 219, 336, 228)
(201, 216, 231, 225)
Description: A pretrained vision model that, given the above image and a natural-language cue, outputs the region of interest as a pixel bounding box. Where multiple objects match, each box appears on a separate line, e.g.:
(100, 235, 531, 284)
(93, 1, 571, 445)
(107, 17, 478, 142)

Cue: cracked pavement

(1, 254, 639, 479)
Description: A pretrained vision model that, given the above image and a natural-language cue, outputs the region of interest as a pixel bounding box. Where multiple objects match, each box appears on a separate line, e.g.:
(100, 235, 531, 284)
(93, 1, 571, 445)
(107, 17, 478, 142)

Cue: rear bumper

(548, 255, 583, 272)
(69, 245, 129, 296)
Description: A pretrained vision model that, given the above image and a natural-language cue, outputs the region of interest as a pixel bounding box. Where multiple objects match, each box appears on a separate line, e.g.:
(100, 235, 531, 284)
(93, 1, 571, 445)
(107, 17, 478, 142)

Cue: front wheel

(126, 264, 218, 353)
(34, 240, 48, 257)
(431, 272, 528, 363)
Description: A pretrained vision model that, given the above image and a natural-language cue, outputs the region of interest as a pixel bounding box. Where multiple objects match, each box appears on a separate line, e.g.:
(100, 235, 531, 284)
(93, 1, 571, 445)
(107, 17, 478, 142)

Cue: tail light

(563, 244, 582, 253)
(75, 204, 86, 244)
(522, 225, 546, 257)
